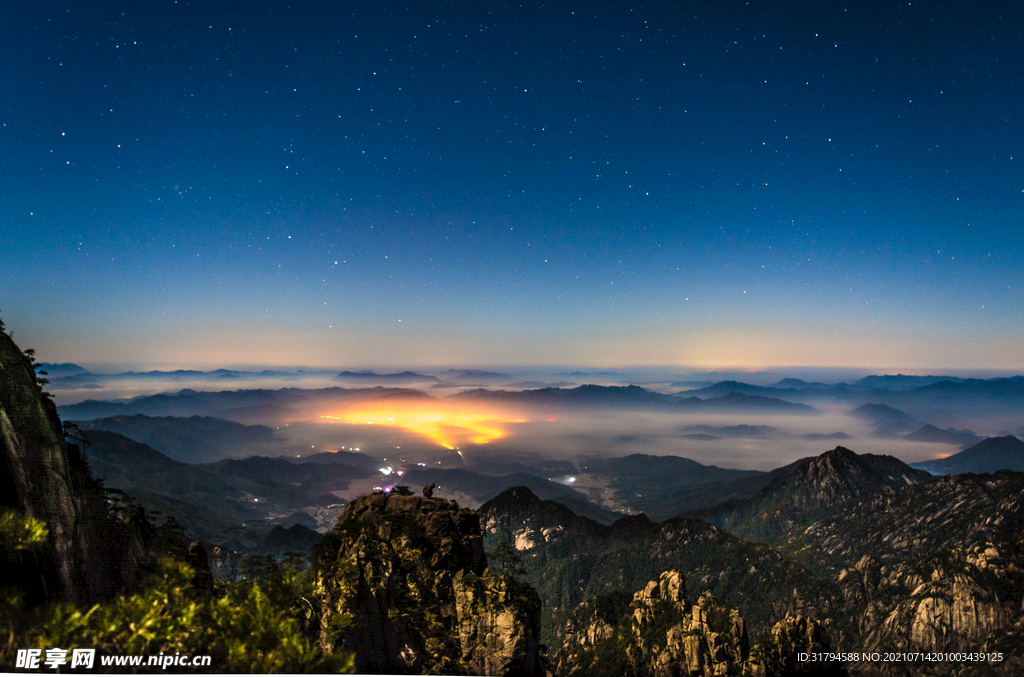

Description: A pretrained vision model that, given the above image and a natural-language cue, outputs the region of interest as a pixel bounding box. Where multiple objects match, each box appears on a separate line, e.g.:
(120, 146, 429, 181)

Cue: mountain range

(11, 331, 1024, 674)
(480, 447, 1024, 674)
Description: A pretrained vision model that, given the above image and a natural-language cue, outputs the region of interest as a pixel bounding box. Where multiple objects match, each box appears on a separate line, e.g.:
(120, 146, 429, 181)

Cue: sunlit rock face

(554, 569, 848, 677)
(310, 491, 545, 676)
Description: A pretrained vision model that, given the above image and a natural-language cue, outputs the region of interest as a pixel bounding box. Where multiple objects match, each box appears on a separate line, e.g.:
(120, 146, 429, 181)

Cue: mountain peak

(794, 446, 932, 500)
(697, 446, 934, 543)
(483, 485, 545, 511)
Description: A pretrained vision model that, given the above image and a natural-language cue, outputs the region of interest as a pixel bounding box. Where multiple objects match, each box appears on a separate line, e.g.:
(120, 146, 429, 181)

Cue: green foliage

(21, 348, 50, 393)
(4, 558, 352, 673)
(702, 597, 735, 635)
(0, 509, 42, 658)
(0, 510, 48, 551)
(489, 539, 525, 578)
(63, 420, 92, 446)
(590, 590, 631, 625)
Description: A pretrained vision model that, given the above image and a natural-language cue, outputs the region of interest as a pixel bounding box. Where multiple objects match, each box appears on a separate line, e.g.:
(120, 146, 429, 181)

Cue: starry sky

(2, 0, 1022, 371)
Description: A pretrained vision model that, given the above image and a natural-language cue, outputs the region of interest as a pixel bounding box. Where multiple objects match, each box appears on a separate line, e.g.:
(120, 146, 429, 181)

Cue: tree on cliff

(489, 538, 526, 578)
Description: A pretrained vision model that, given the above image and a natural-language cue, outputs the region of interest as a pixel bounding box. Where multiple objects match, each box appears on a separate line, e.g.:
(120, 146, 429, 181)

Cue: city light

(321, 402, 527, 449)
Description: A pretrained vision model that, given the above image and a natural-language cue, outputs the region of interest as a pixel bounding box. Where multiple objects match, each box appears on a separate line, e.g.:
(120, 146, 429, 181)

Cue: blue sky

(2, 0, 1022, 370)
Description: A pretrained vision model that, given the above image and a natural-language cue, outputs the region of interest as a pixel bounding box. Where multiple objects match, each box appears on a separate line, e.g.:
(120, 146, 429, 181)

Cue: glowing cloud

(321, 402, 526, 449)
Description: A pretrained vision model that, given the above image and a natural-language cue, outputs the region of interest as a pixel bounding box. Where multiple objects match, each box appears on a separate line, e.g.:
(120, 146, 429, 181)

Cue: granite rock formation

(310, 491, 546, 675)
(557, 569, 783, 677)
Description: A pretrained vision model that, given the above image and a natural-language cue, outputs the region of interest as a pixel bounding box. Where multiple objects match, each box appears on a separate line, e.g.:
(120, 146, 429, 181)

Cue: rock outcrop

(310, 492, 546, 675)
(555, 569, 752, 677)
(480, 486, 838, 645)
(747, 615, 842, 676)
(834, 545, 1024, 673)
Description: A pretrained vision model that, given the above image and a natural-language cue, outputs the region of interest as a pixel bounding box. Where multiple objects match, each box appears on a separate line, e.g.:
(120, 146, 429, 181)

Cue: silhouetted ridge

(253, 523, 322, 557)
(610, 513, 655, 532)
(912, 435, 1024, 475)
(484, 485, 547, 510)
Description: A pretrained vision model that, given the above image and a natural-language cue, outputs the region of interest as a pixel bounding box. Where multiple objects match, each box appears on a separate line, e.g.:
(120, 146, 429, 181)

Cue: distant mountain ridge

(57, 386, 424, 422)
(36, 362, 88, 376)
(853, 374, 966, 389)
(850, 402, 923, 437)
(454, 384, 818, 414)
(911, 435, 1024, 475)
(335, 370, 441, 383)
(905, 424, 983, 448)
(46, 367, 340, 389)
(75, 414, 278, 462)
(670, 375, 1024, 419)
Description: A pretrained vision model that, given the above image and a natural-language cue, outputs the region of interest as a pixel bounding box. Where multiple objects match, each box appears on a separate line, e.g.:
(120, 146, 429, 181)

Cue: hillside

(479, 487, 839, 644)
(911, 435, 1024, 475)
(803, 470, 1024, 570)
(81, 430, 364, 547)
(692, 447, 933, 544)
(76, 414, 278, 462)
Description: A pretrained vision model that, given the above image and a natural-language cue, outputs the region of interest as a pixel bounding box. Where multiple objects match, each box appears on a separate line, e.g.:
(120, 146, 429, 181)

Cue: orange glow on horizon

(320, 402, 527, 449)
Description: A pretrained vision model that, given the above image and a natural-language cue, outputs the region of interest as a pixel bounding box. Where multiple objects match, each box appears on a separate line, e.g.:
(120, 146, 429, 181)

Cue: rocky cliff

(555, 569, 839, 677)
(480, 486, 838, 644)
(310, 490, 546, 675)
(556, 569, 749, 676)
(0, 328, 153, 605)
(833, 545, 1024, 674)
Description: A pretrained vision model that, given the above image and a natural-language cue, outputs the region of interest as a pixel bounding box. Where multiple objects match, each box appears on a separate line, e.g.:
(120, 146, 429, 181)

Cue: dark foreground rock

(1, 328, 154, 606)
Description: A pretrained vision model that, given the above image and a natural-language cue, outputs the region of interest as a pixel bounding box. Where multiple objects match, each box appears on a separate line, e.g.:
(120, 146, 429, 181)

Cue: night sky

(3, 1, 1022, 371)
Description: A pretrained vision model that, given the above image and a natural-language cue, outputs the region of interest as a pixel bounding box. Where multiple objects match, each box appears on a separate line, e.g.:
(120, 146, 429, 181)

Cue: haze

(50, 367, 1024, 479)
